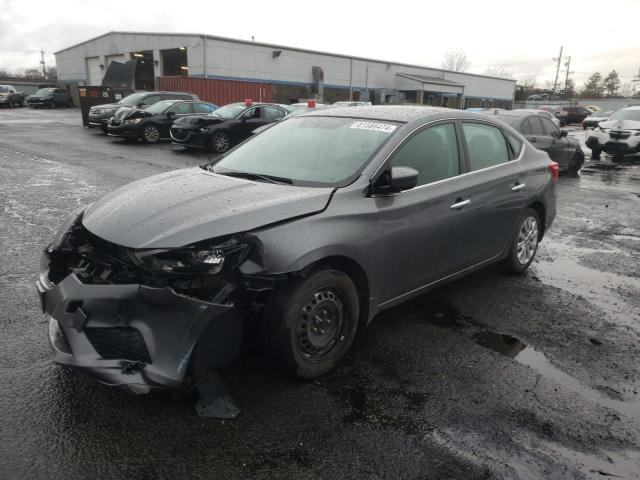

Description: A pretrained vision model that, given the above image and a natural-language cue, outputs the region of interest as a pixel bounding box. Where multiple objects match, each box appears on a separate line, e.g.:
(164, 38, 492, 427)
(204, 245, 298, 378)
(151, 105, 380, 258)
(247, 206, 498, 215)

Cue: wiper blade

(219, 170, 293, 184)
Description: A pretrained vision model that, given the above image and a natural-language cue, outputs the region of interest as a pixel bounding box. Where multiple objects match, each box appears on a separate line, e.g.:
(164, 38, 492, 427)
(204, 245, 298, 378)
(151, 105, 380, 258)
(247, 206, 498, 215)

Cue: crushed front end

(38, 211, 249, 393)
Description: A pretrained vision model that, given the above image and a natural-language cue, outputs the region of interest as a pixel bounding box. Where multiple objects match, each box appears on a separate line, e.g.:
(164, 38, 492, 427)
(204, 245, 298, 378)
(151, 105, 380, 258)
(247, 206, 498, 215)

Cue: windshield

(0, 86, 9, 93)
(608, 110, 640, 122)
(145, 100, 178, 114)
(210, 116, 399, 186)
(118, 92, 148, 106)
(35, 88, 55, 96)
(211, 104, 246, 118)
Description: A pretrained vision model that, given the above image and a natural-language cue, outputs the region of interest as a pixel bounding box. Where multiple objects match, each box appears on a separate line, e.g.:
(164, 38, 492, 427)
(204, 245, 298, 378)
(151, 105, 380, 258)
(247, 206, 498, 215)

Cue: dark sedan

(486, 110, 584, 173)
(39, 106, 557, 397)
(170, 101, 290, 152)
(88, 91, 199, 132)
(107, 100, 218, 143)
(26, 88, 72, 108)
(562, 106, 591, 124)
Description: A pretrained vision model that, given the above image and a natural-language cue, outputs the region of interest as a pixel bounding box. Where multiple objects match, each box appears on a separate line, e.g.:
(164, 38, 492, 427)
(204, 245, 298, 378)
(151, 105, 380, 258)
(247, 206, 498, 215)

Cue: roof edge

(54, 31, 517, 84)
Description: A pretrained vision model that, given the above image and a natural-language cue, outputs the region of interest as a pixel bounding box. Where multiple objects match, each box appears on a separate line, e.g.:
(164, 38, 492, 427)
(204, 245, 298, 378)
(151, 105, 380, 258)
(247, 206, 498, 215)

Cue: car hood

(599, 119, 640, 131)
(27, 94, 51, 99)
(82, 168, 333, 248)
(113, 107, 152, 121)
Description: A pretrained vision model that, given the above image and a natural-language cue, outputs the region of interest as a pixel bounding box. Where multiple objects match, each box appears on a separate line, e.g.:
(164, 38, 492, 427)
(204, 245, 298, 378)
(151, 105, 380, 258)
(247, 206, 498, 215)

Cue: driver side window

(242, 107, 262, 119)
(540, 117, 559, 137)
(390, 123, 460, 187)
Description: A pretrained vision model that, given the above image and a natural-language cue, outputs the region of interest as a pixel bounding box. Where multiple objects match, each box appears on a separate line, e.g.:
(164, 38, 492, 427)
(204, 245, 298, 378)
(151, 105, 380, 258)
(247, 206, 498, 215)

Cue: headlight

(124, 118, 142, 124)
(199, 127, 209, 133)
(129, 237, 249, 275)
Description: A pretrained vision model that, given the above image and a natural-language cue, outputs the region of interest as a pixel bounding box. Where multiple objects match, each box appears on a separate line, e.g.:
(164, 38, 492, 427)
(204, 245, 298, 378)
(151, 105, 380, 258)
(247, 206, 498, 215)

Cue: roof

(54, 31, 516, 84)
(303, 105, 461, 122)
(395, 73, 464, 87)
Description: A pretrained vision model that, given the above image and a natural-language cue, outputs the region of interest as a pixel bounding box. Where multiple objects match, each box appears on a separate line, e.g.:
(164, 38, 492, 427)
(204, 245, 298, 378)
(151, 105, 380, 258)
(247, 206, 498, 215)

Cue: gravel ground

(1, 107, 639, 479)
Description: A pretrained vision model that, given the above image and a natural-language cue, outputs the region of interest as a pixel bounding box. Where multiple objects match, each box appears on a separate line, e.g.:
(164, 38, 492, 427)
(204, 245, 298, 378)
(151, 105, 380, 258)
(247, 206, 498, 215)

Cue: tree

(564, 78, 576, 100)
(484, 66, 514, 79)
(0, 68, 9, 77)
(20, 67, 44, 79)
(581, 72, 604, 99)
(603, 70, 620, 97)
(46, 66, 58, 81)
(620, 82, 634, 98)
(441, 50, 470, 72)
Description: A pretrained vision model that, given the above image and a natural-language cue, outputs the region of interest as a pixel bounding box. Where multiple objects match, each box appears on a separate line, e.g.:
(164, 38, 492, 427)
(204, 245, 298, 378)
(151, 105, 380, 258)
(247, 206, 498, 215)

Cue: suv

(88, 91, 199, 132)
(562, 106, 591, 124)
(586, 106, 640, 159)
(26, 88, 71, 108)
(0, 85, 25, 107)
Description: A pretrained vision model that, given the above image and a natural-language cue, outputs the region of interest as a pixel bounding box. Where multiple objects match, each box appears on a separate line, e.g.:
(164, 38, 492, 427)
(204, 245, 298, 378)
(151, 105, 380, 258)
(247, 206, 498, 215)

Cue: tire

(590, 148, 601, 160)
(500, 208, 541, 274)
(261, 268, 359, 378)
(210, 130, 230, 153)
(568, 148, 585, 174)
(142, 124, 161, 144)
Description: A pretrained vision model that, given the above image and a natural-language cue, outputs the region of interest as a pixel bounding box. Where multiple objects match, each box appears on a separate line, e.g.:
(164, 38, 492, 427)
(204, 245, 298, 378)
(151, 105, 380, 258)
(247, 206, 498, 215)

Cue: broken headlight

(128, 238, 249, 275)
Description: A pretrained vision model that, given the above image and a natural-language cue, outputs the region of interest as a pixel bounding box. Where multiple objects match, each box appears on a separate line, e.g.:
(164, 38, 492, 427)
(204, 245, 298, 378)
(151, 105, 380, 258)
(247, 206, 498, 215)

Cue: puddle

(472, 330, 639, 420)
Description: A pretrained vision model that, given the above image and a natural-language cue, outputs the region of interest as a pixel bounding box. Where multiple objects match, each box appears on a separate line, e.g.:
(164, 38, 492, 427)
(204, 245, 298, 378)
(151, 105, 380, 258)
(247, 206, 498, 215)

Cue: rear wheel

(142, 124, 161, 144)
(568, 148, 585, 174)
(261, 268, 359, 378)
(210, 130, 230, 153)
(500, 208, 541, 274)
(590, 147, 601, 160)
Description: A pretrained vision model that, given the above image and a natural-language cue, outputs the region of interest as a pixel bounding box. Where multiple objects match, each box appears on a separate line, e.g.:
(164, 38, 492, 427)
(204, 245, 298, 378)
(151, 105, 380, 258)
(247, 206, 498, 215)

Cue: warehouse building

(55, 31, 516, 108)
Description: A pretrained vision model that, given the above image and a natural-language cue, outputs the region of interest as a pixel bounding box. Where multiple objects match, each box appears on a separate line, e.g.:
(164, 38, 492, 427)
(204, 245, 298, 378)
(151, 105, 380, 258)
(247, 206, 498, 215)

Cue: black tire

(261, 268, 359, 378)
(590, 148, 601, 160)
(142, 124, 161, 144)
(568, 148, 585, 174)
(500, 208, 541, 274)
(210, 130, 230, 153)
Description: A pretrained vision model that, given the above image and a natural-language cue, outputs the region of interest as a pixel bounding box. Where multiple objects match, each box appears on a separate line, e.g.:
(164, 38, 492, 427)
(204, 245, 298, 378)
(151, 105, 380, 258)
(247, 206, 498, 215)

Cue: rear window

(506, 132, 523, 157)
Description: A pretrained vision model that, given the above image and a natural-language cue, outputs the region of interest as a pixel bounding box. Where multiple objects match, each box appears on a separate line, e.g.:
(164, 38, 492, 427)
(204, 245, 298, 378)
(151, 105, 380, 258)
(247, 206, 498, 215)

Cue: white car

(585, 106, 640, 159)
(333, 101, 372, 107)
(585, 105, 602, 113)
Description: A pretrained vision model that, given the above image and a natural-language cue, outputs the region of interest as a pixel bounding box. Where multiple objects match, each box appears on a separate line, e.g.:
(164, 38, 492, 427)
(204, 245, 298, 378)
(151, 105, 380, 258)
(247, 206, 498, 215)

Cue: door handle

(512, 183, 526, 192)
(530, 137, 537, 143)
(450, 199, 471, 210)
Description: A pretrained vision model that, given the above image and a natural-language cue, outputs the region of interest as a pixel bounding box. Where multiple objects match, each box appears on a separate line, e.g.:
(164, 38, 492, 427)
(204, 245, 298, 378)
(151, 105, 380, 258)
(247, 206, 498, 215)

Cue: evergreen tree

(603, 70, 620, 97)
(581, 72, 603, 99)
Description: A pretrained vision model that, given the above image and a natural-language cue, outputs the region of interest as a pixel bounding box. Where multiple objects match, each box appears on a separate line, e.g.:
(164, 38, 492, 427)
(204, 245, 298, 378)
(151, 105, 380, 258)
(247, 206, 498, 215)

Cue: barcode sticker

(350, 121, 397, 133)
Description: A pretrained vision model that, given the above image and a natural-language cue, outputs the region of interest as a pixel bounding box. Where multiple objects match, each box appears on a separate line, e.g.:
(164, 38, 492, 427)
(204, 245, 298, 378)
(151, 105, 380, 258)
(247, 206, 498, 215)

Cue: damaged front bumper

(37, 271, 237, 394)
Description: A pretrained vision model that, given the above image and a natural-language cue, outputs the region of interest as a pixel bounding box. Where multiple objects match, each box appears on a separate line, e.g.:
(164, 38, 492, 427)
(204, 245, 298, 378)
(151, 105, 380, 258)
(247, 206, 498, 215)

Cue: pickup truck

(0, 85, 26, 107)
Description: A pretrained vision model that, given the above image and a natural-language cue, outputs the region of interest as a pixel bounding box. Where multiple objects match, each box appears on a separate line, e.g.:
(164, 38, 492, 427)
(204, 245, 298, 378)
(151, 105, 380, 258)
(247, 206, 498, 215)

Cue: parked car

(38, 106, 557, 394)
(527, 94, 549, 101)
(512, 109, 561, 127)
(486, 110, 584, 173)
(88, 91, 200, 132)
(26, 88, 72, 108)
(107, 100, 218, 143)
(584, 105, 602, 113)
(562, 106, 591, 124)
(465, 108, 487, 112)
(0, 85, 25, 107)
(582, 110, 613, 129)
(333, 101, 372, 106)
(538, 106, 569, 127)
(170, 101, 290, 153)
(586, 106, 640, 159)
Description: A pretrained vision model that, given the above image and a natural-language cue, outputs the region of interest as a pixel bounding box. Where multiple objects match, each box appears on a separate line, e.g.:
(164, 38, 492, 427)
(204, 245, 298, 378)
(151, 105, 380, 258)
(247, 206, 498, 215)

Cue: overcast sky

(1, 0, 639, 87)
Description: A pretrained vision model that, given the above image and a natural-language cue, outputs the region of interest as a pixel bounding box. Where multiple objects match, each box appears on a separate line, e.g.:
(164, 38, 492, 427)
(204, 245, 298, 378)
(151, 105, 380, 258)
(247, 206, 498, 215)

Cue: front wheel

(210, 130, 230, 153)
(261, 268, 359, 378)
(500, 209, 541, 274)
(142, 124, 161, 144)
(568, 148, 585, 174)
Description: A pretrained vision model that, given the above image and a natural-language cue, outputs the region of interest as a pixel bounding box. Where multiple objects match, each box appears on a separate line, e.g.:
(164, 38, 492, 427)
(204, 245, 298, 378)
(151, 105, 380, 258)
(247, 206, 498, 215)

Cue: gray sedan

(38, 106, 557, 394)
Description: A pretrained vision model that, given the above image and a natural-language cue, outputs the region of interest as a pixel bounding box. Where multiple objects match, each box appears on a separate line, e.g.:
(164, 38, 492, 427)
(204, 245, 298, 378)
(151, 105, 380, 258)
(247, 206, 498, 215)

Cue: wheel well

(528, 201, 546, 239)
(305, 256, 370, 324)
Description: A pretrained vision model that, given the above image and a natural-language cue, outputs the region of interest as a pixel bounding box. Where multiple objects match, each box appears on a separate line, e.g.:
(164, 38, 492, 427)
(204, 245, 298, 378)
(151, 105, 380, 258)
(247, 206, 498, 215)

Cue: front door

(161, 102, 195, 137)
(539, 116, 572, 169)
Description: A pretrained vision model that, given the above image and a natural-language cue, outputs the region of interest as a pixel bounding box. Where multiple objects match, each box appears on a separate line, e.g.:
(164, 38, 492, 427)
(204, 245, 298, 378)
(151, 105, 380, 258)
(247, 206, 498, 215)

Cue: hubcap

(516, 216, 539, 265)
(145, 127, 159, 142)
(296, 289, 344, 360)
(212, 133, 229, 152)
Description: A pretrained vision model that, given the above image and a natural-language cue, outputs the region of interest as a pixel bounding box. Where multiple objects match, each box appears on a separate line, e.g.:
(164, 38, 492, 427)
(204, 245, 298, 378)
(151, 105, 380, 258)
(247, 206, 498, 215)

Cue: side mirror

(560, 129, 568, 137)
(374, 166, 419, 194)
(167, 110, 175, 118)
(138, 103, 148, 109)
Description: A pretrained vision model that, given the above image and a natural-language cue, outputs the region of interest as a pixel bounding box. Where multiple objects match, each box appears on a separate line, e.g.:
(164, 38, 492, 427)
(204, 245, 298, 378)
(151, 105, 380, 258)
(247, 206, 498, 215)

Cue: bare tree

(0, 68, 10, 77)
(46, 66, 58, 81)
(483, 66, 514, 79)
(620, 82, 634, 98)
(441, 50, 470, 72)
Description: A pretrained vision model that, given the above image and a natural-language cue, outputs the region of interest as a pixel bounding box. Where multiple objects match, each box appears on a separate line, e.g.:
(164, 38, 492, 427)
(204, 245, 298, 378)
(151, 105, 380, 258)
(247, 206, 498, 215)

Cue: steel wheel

(143, 125, 160, 144)
(211, 131, 230, 153)
(516, 216, 539, 265)
(296, 289, 345, 362)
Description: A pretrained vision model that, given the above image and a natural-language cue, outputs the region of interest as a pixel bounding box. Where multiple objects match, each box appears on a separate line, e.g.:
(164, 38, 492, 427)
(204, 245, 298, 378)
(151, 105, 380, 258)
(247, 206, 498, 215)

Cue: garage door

(86, 57, 102, 86)
(105, 54, 125, 68)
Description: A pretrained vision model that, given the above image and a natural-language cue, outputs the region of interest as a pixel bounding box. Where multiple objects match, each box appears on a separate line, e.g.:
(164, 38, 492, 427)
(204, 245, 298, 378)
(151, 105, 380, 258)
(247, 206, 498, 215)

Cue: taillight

(549, 161, 559, 182)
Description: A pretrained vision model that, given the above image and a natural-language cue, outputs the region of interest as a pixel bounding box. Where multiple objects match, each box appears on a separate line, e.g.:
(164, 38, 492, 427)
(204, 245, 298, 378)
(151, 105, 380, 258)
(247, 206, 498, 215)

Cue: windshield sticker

(350, 121, 397, 133)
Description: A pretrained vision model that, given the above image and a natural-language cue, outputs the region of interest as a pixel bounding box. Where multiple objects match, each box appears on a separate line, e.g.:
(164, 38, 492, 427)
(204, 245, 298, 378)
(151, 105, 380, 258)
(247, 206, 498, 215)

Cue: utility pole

(563, 56, 572, 100)
(40, 50, 46, 79)
(552, 46, 563, 100)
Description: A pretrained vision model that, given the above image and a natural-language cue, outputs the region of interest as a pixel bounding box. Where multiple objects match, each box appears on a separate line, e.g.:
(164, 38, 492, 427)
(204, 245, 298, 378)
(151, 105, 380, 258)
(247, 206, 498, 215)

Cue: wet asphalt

(0, 107, 639, 480)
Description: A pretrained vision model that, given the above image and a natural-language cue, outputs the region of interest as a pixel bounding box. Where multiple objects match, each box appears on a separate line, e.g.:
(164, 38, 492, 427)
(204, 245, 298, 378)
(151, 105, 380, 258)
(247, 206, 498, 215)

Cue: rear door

(522, 116, 553, 153)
